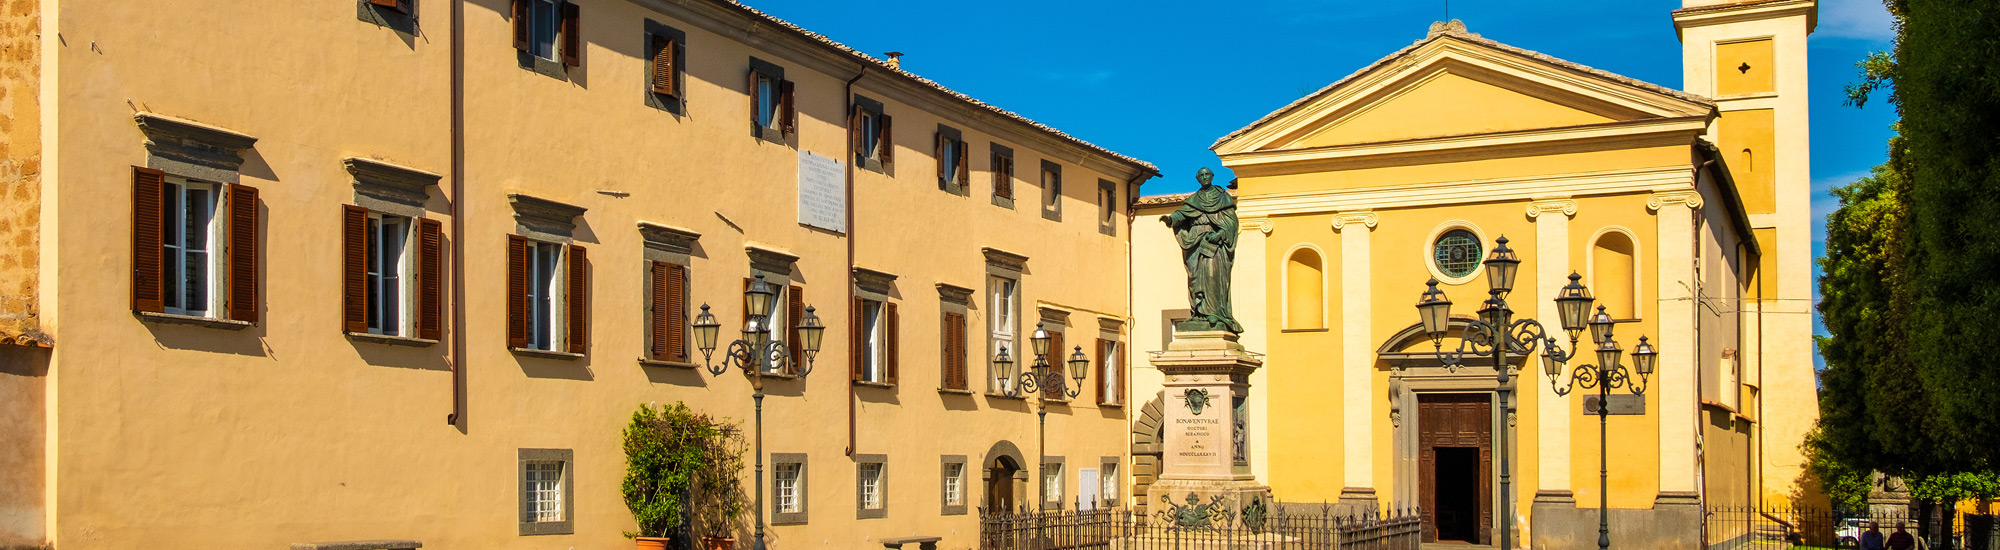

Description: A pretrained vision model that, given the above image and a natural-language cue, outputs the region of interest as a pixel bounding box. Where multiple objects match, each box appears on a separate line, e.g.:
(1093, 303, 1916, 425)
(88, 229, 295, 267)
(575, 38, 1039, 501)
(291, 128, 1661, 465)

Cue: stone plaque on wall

(798, 151, 845, 233)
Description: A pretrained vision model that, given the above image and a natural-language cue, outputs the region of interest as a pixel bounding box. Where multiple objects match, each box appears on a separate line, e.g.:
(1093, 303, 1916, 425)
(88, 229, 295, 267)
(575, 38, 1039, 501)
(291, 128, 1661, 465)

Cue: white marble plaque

(798, 151, 845, 233)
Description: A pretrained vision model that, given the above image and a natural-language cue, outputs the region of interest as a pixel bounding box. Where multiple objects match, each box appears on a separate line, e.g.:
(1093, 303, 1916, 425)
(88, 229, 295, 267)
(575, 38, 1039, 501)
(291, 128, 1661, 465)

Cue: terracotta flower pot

(634, 536, 670, 550)
(701, 537, 736, 550)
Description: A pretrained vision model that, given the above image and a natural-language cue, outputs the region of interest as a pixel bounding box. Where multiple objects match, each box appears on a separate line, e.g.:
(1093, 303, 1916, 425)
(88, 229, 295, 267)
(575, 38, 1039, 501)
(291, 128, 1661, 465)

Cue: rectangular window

(749, 59, 795, 139)
(1040, 160, 1063, 221)
(366, 213, 412, 336)
(775, 462, 803, 513)
(647, 261, 688, 362)
(1098, 179, 1119, 236)
(1101, 463, 1118, 505)
(518, 448, 573, 535)
(859, 463, 883, 509)
(508, 237, 586, 354)
(1098, 339, 1123, 406)
(944, 462, 964, 505)
(528, 241, 562, 350)
(989, 275, 1019, 394)
(849, 295, 898, 385)
(851, 97, 892, 169)
(511, 0, 578, 67)
(1042, 463, 1063, 506)
(940, 310, 969, 391)
(161, 178, 221, 317)
(991, 144, 1016, 203)
(862, 299, 884, 382)
(936, 126, 969, 192)
(649, 33, 679, 97)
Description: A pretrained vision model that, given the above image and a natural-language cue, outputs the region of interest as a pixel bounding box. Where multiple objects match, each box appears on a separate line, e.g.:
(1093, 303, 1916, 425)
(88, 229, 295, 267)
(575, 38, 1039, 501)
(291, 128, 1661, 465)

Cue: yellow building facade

(0, 0, 1154, 548)
(1133, 2, 1817, 548)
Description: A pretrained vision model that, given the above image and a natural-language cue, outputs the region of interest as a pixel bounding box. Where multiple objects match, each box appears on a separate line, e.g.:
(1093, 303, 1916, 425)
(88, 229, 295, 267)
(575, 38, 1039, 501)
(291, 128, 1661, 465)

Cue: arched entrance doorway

(981, 440, 1028, 513)
(1379, 318, 1520, 545)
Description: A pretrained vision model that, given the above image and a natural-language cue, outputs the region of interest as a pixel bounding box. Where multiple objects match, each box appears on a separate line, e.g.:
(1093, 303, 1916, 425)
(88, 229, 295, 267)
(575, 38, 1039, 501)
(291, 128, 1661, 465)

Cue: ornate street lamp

(690, 274, 824, 550)
(1542, 273, 1656, 550)
(996, 322, 1088, 509)
(1413, 235, 1586, 550)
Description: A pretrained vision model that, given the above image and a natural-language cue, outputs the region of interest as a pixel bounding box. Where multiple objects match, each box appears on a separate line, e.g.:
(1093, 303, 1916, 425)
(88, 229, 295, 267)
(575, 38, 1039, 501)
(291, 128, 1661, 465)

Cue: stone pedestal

(1144, 330, 1272, 530)
(1869, 472, 1912, 518)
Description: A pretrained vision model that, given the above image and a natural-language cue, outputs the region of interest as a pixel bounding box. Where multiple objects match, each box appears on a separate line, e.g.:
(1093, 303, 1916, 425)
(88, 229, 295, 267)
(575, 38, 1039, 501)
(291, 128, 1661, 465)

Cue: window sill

(347, 332, 438, 347)
(136, 311, 252, 330)
(854, 380, 895, 389)
(1281, 328, 1329, 333)
(856, 508, 887, 520)
(638, 358, 697, 369)
(1097, 401, 1125, 408)
(510, 347, 584, 361)
(986, 392, 1027, 401)
(938, 388, 975, 396)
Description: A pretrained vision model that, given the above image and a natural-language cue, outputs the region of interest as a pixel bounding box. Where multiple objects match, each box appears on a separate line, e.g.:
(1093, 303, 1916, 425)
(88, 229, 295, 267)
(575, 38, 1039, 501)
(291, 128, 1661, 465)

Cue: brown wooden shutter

(885, 301, 899, 385)
(934, 132, 946, 180)
(877, 114, 893, 163)
(956, 140, 971, 186)
(1116, 340, 1127, 405)
(370, 0, 402, 9)
(649, 261, 670, 361)
(943, 311, 967, 390)
(787, 285, 804, 373)
(651, 35, 677, 96)
(779, 79, 797, 136)
(749, 70, 762, 129)
(995, 156, 1013, 199)
(665, 263, 688, 362)
(416, 218, 442, 340)
(565, 244, 588, 354)
(1097, 338, 1112, 404)
(850, 297, 865, 381)
(558, 1, 581, 68)
(342, 205, 370, 333)
(511, 0, 529, 51)
(506, 235, 530, 349)
(226, 184, 259, 323)
(1043, 330, 1064, 400)
(131, 166, 167, 313)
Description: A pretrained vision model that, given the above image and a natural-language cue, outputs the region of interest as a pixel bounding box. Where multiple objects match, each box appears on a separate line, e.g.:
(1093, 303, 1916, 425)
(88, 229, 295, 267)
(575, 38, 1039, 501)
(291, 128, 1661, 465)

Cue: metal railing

(978, 501, 1421, 550)
(1705, 505, 1998, 550)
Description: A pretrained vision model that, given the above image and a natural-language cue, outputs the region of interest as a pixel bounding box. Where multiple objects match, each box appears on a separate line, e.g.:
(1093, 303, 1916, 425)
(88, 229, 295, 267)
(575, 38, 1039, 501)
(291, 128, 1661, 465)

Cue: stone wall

(0, 0, 41, 547)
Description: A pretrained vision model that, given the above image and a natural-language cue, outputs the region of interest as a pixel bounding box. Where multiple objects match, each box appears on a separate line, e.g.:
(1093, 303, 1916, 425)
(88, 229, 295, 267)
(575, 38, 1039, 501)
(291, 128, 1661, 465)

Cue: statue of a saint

(1161, 167, 1243, 334)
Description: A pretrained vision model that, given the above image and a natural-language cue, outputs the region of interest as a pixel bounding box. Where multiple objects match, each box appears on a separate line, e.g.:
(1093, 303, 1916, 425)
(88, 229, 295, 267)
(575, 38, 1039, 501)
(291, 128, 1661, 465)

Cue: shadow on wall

(0, 345, 48, 548)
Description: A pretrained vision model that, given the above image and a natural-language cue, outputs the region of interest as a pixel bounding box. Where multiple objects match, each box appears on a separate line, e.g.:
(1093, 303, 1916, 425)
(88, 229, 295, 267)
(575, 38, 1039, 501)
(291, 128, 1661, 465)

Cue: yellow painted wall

(1238, 145, 1690, 197)
(1289, 71, 1616, 149)
(1284, 247, 1325, 330)
(1262, 212, 1344, 500)
(1565, 193, 1665, 510)
(1715, 39, 1776, 97)
(40, 1, 1144, 548)
(1718, 109, 1777, 214)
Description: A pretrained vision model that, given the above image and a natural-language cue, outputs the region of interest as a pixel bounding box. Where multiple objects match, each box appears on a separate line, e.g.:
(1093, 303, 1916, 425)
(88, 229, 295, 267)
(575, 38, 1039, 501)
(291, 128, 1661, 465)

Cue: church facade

(1131, 1, 1819, 548)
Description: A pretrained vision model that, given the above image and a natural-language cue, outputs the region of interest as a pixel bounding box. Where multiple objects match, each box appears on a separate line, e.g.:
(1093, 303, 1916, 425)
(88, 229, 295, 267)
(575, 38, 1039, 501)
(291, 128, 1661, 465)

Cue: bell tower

(1672, 0, 1818, 506)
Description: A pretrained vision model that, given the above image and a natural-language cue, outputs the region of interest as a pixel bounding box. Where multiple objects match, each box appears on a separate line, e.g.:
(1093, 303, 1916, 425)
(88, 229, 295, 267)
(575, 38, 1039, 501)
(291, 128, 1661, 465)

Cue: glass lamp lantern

(1595, 338, 1623, 371)
(1477, 291, 1511, 326)
(745, 274, 777, 321)
(993, 345, 1015, 391)
(1067, 346, 1090, 387)
(1031, 322, 1052, 356)
(1554, 272, 1594, 341)
(1415, 278, 1453, 345)
(693, 304, 721, 357)
(796, 305, 824, 360)
(1541, 344, 1564, 378)
(1588, 305, 1615, 345)
(1631, 335, 1657, 376)
(1483, 236, 1522, 298)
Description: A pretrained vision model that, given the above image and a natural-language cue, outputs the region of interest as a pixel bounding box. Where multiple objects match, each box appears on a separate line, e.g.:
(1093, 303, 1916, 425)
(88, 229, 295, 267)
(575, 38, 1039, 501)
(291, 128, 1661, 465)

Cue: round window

(1433, 229, 1483, 279)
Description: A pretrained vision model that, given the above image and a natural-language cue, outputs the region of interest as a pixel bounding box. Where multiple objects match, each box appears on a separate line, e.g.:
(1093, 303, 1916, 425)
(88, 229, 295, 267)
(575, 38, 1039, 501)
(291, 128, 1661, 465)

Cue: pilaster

(1527, 198, 1576, 494)
(1332, 210, 1377, 492)
(1648, 191, 1701, 496)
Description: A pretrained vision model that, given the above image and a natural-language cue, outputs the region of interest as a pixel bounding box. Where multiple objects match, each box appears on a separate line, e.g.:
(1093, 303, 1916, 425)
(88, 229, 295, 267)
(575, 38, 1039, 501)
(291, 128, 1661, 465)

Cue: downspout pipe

(843, 65, 865, 457)
(446, 0, 467, 428)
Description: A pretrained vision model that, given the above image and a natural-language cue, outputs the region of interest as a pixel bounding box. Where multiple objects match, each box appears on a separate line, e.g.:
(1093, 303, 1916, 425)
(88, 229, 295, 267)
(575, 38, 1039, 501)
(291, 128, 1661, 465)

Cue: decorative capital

(1526, 198, 1578, 219)
(1647, 191, 1704, 211)
(1330, 211, 1378, 231)
(1239, 217, 1274, 235)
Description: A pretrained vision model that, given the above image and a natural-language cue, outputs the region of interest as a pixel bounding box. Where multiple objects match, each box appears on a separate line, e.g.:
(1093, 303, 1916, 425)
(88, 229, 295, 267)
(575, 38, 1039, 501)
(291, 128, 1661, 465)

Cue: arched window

(1285, 248, 1324, 329)
(1591, 231, 1638, 320)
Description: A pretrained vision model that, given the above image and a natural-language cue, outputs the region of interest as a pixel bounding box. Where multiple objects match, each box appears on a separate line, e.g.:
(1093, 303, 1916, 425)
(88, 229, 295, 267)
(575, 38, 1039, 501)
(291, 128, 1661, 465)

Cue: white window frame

(859, 462, 885, 510)
(755, 72, 779, 130)
(525, 240, 567, 351)
(859, 107, 884, 160)
(161, 177, 225, 318)
(366, 212, 415, 336)
(759, 283, 788, 373)
(944, 462, 964, 505)
(1101, 463, 1118, 503)
(989, 274, 1019, 393)
(523, 460, 566, 523)
(1099, 339, 1121, 405)
(1043, 463, 1063, 505)
(860, 298, 885, 382)
(942, 139, 961, 184)
(775, 462, 803, 513)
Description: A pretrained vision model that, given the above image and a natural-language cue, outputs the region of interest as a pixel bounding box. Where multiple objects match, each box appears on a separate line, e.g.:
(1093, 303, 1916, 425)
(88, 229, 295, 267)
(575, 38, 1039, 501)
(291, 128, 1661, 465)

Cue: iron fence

(978, 501, 1421, 550)
(1705, 505, 1998, 550)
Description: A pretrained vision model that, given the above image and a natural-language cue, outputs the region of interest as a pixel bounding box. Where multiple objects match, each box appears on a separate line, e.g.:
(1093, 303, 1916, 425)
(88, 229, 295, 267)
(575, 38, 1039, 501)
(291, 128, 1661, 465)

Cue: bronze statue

(1162, 167, 1243, 334)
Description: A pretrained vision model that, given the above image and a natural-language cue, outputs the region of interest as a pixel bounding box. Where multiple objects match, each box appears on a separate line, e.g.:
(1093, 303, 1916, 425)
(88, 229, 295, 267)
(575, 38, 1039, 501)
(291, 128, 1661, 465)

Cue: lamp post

(1542, 273, 1656, 550)
(690, 274, 825, 550)
(993, 322, 1089, 510)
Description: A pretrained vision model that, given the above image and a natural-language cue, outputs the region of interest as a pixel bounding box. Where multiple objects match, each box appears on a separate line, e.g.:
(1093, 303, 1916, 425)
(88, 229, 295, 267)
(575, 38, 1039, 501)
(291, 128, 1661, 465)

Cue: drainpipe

(446, 0, 467, 427)
(843, 65, 866, 457)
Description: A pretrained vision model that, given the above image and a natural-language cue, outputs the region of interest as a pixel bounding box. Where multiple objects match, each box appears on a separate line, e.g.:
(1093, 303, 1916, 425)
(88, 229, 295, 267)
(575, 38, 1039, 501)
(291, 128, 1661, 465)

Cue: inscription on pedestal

(1176, 416, 1224, 465)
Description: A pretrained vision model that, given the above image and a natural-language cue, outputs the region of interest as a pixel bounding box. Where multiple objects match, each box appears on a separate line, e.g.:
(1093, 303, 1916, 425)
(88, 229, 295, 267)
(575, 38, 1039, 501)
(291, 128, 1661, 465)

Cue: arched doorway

(981, 440, 1028, 514)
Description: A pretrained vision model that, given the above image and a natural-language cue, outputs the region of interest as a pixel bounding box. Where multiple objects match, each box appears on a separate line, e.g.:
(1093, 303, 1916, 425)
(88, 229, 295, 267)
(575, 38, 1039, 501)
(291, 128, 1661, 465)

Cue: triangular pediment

(1214, 26, 1714, 155)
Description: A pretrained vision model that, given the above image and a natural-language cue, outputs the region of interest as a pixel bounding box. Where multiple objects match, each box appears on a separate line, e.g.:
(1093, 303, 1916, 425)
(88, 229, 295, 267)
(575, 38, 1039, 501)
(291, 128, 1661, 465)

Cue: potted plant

(622, 402, 715, 550)
(690, 423, 748, 550)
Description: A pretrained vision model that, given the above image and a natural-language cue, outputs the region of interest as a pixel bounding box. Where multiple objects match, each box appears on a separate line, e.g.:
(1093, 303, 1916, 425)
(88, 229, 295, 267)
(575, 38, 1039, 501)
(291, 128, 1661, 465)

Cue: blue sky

(746, 0, 1900, 368)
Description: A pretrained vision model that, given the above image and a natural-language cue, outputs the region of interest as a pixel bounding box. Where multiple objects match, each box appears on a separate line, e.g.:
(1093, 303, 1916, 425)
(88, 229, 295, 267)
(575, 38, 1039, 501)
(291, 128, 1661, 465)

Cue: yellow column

(1528, 199, 1576, 494)
(1333, 211, 1378, 503)
(1648, 191, 1703, 498)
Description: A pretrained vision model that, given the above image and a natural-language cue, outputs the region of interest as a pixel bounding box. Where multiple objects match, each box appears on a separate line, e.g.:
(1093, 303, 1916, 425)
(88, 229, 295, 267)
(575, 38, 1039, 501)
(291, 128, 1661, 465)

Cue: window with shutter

(779, 79, 797, 136)
(511, 0, 530, 51)
(1042, 330, 1065, 400)
(885, 302, 899, 386)
(225, 184, 258, 323)
(565, 244, 588, 354)
(416, 218, 443, 341)
(342, 205, 370, 333)
(369, 0, 403, 11)
(941, 311, 968, 391)
(559, 1, 581, 68)
(525, 0, 561, 60)
(877, 114, 893, 164)
(787, 285, 804, 373)
(131, 166, 167, 313)
(650, 35, 678, 97)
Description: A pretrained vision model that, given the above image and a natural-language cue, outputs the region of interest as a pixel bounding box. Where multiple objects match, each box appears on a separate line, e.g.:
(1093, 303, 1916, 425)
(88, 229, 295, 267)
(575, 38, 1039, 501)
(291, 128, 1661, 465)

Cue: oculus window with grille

(1433, 229, 1483, 279)
(523, 461, 566, 523)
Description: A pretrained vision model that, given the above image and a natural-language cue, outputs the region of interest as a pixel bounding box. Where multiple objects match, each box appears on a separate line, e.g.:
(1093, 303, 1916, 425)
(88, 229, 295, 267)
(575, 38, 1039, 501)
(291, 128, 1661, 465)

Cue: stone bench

(880, 535, 942, 549)
(290, 540, 422, 550)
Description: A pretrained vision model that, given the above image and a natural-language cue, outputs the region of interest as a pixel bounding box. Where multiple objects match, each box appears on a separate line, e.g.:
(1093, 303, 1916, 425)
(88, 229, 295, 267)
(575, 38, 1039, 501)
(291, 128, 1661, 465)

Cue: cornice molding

(508, 193, 586, 237)
(638, 222, 701, 255)
(134, 112, 257, 181)
(1526, 198, 1579, 219)
(1671, 0, 1818, 34)
(746, 243, 800, 274)
(935, 283, 974, 306)
(1647, 190, 1704, 211)
(1221, 117, 1709, 176)
(1330, 211, 1379, 231)
(1238, 166, 1690, 217)
(982, 247, 1029, 272)
(1239, 217, 1274, 235)
(851, 266, 898, 296)
(345, 157, 440, 208)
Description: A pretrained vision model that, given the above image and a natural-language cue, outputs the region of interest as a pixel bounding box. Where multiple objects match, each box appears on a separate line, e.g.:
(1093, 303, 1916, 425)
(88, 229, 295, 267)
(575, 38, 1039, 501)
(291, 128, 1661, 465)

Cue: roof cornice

(1219, 116, 1711, 178)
